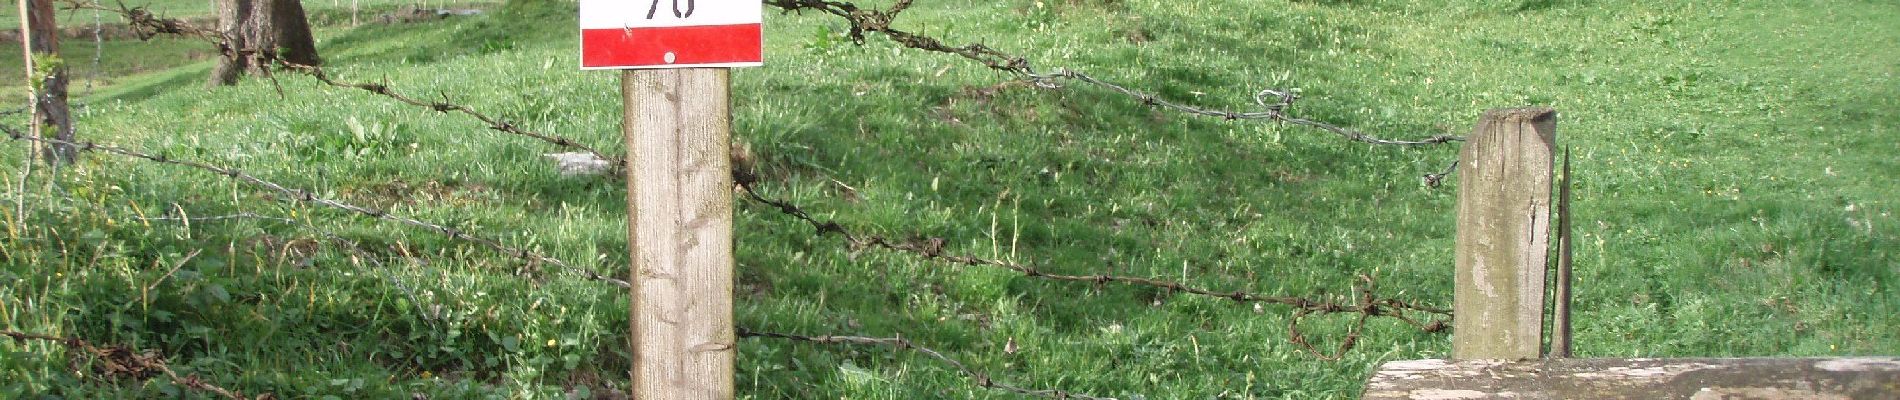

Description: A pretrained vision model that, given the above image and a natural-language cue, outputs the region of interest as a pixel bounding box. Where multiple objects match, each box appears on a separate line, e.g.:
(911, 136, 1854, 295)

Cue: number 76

(647, 0, 694, 19)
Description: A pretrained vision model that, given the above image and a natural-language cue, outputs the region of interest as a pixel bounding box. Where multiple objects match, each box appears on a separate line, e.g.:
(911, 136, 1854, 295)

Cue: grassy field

(0, 0, 500, 98)
(2, 0, 1896, 398)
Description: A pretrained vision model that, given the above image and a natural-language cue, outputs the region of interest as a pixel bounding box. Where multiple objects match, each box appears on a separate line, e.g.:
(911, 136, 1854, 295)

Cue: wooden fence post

(622, 68, 736, 399)
(1453, 107, 1557, 360)
(1365, 108, 1900, 399)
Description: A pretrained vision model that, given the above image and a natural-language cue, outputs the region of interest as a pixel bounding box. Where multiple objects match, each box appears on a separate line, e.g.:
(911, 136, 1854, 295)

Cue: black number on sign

(646, 0, 694, 19)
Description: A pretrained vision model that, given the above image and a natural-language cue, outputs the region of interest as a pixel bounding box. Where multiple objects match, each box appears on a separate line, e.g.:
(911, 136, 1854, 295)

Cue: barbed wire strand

(57, 0, 623, 169)
(739, 327, 1118, 400)
(0, 330, 259, 400)
(764, 0, 1461, 146)
(0, 125, 630, 288)
(64, 0, 1451, 359)
(11, 211, 1112, 398)
(735, 181, 1450, 359)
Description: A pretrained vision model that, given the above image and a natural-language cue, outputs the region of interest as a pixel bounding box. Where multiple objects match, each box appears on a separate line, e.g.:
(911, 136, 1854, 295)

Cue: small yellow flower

(548, 339, 558, 347)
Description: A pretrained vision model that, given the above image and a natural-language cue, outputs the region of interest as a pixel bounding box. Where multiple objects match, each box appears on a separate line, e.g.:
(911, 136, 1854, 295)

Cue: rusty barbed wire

(133, 210, 392, 267)
(1, 330, 263, 400)
(764, 0, 1462, 147)
(119, 210, 1107, 398)
(60, 0, 221, 40)
(80, 0, 1457, 156)
(736, 181, 1450, 359)
(63, 0, 1452, 361)
(0, 124, 630, 288)
(60, 0, 623, 169)
(740, 327, 1119, 400)
(278, 63, 622, 169)
(1422, 160, 1459, 188)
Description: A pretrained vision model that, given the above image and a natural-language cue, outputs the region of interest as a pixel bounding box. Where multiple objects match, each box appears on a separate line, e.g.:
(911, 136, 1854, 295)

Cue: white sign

(579, 0, 763, 69)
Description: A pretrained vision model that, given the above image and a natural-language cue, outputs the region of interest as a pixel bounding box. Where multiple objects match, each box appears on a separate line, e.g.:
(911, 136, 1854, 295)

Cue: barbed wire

(0, 330, 262, 400)
(1422, 160, 1458, 188)
(133, 210, 391, 267)
(740, 327, 1119, 400)
(0, 124, 630, 288)
(55, 0, 1454, 367)
(764, 0, 1462, 147)
(735, 181, 1450, 359)
(10, 205, 1109, 398)
(280, 63, 621, 169)
(56, 0, 624, 170)
(118, 208, 1107, 398)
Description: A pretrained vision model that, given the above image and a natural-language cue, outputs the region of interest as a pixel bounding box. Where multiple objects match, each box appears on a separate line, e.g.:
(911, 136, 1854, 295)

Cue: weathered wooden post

(581, 0, 762, 397)
(1452, 107, 1556, 360)
(621, 68, 737, 399)
(1361, 108, 1900, 399)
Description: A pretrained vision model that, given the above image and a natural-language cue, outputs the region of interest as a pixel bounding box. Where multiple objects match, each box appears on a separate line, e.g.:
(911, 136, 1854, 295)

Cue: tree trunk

(18, 0, 74, 164)
(207, 0, 321, 88)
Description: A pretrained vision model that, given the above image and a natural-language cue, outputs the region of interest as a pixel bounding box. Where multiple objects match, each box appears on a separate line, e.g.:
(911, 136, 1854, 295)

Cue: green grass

(3, 0, 1897, 398)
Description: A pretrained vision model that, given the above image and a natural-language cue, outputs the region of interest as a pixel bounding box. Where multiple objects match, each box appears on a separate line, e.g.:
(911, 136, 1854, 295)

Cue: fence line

(0, 150, 1117, 397)
(3, 119, 1443, 393)
(4, 114, 1448, 364)
(738, 181, 1451, 360)
(763, 0, 1462, 146)
(63, 0, 1453, 342)
(14, 2, 1475, 395)
(6, 201, 1117, 399)
(0, 125, 630, 288)
(58, 0, 623, 168)
(69, 0, 1460, 169)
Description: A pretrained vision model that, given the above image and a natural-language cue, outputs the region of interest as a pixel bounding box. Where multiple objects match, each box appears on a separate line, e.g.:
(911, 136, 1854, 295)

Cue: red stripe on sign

(581, 24, 762, 68)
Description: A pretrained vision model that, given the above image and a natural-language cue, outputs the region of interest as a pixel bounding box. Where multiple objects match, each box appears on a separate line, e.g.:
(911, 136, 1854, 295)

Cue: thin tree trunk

(268, 0, 319, 67)
(18, 0, 74, 164)
(207, 0, 253, 87)
(207, 0, 320, 87)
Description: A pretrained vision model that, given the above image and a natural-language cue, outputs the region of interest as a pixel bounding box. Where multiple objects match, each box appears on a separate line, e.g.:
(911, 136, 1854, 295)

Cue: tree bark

(207, 0, 321, 88)
(18, 0, 74, 164)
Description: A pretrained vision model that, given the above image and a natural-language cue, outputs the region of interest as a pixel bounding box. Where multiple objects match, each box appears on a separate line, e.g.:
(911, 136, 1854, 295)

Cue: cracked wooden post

(623, 68, 735, 399)
(1453, 107, 1557, 360)
(1364, 108, 1900, 398)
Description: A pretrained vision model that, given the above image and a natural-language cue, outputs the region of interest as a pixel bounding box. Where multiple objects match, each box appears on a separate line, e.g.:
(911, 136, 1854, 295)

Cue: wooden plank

(622, 68, 735, 399)
(1453, 107, 1557, 360)
(1363, 357, 1900, 399)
